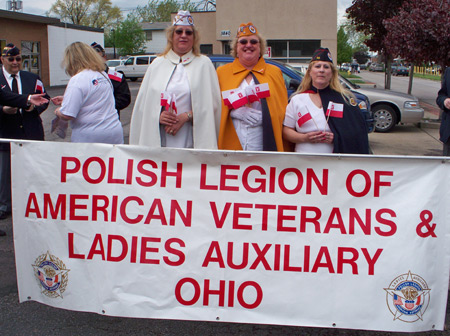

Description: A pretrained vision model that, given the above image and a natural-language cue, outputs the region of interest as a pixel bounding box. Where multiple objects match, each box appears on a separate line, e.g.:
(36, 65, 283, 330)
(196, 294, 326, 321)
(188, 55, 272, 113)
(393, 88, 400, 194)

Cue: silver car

(339, 76, 424, 132)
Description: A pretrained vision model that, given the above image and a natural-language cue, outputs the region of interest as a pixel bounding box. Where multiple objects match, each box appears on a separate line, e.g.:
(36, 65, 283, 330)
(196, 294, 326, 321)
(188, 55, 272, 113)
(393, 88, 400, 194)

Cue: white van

(115, 55, 156, 81)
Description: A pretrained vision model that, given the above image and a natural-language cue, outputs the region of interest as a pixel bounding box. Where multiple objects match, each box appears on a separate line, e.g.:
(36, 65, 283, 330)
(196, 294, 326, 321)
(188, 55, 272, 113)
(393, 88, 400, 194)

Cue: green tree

(353, 49, 370, 65)
(337, 26, 353, 65)
(133, 0, 198, 23)
(47, 0, 122, 28)
(114, 17, 146, 55)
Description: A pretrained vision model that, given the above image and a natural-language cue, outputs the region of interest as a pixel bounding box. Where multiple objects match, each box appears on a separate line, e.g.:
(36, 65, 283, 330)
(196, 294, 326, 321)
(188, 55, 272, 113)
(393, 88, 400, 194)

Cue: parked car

(105, 59, 125, 71)
(339, 76, 424, 132)
(340, 63, 350, 72)
(208, 55, 374, 133)
(114, 55, 157, 81)
(369, 63, 384, 72)
(391, 65, 409, 76)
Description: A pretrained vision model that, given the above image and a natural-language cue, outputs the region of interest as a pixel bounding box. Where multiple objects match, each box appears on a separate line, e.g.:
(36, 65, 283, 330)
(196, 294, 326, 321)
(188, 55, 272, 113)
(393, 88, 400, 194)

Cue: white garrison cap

(173, 10, 194, 26)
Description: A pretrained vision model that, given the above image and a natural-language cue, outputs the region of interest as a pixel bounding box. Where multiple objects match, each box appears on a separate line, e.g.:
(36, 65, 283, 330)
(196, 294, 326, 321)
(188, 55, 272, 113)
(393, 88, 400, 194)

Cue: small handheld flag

(326, 101, 344, 118)
(35, 79, 44, 93)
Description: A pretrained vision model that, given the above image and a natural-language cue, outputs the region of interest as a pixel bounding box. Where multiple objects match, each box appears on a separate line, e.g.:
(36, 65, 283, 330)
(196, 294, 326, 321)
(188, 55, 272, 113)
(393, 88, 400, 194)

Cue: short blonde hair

(230, 33, 266, 59)
(161, 25, 201, 56)
(297, 61, 355, 101)
(63, 42, 105, 77)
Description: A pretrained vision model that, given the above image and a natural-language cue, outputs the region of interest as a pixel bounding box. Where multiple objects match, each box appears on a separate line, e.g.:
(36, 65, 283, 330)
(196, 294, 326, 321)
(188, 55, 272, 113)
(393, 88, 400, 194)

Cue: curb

(418, 120, 440, 129)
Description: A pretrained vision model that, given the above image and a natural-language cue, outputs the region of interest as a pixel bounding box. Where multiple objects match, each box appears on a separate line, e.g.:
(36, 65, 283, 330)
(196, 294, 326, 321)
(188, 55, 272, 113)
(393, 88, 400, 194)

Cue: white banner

(11, 141, 450, 332)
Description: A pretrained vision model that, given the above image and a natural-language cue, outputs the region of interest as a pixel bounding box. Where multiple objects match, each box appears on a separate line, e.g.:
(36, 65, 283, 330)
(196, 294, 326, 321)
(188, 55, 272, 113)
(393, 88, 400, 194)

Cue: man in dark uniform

(91, 42, 131, 118)
(437, 66, 450, 156)
(0, 44, 49, 235)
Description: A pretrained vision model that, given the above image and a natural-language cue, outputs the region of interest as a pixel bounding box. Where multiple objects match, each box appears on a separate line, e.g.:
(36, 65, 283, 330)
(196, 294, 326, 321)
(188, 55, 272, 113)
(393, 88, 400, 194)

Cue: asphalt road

(356, 70, 441, 108)
(0, 79, 447, 335)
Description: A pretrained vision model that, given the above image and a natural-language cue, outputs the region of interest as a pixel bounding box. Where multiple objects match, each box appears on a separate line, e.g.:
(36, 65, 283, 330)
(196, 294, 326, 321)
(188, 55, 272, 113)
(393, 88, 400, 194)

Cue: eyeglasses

(238, 39, 259, 45)
(7, 56, 22, 62)
(175, 29, 194, 36)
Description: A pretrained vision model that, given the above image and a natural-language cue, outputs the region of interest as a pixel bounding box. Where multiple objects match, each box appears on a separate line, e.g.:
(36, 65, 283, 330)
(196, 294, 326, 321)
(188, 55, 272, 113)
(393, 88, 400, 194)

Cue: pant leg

(444, 141, 450, 156)
(0, 150, 12, 213)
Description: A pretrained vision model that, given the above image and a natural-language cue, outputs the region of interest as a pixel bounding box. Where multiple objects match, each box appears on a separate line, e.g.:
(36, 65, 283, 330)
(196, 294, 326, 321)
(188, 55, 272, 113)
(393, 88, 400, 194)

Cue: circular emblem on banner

(32, 251, 70, 298)
(384, 271, 431, 322)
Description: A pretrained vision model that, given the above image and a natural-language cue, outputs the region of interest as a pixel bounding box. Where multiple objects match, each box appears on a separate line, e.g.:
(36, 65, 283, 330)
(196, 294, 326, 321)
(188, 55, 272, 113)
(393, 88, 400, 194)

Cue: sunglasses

(7, 56, 22, 62)
(175, 29, 194, 36)
(238, 39, 259, 45)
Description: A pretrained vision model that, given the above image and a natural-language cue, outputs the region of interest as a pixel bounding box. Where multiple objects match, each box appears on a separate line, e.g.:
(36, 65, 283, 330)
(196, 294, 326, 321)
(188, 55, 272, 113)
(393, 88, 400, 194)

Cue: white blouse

(283, 93, 333, 153)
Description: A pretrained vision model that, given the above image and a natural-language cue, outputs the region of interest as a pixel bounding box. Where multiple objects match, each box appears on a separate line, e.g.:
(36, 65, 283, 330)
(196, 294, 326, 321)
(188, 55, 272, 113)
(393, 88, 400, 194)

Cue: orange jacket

(216, 57, 289, 151)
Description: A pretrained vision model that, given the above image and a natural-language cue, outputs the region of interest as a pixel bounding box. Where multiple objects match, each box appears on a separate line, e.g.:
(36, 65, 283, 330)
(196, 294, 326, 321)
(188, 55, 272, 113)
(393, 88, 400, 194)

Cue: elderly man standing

(0, 44, 49, 235)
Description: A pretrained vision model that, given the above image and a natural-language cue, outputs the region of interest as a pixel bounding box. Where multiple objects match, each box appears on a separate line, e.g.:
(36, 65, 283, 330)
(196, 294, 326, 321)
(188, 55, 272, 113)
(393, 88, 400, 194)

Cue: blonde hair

(161, 25, 201, 56)
(297, 61, 355, 101)
(63, 42, 105, 77)
(230, 33, 266, 59)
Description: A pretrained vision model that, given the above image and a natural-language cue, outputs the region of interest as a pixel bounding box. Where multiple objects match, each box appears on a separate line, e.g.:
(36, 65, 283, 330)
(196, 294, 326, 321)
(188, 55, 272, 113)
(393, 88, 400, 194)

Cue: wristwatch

(26, 95, 32, 107)
(186, 111, 193, 122)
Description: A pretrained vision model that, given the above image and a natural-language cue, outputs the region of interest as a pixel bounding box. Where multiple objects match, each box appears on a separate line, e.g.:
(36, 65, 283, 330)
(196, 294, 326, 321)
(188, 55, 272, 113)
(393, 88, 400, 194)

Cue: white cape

(129, 50, 221, 149)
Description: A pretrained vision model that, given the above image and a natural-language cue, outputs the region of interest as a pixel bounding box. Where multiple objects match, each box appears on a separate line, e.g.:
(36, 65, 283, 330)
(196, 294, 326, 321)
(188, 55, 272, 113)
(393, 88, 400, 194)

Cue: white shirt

(2, 67, 22, 94)
(60, 69, 123, 144)
(160, 62, 193, 148)
(284, 93, 333, 153)
(230, 77, 264, 151)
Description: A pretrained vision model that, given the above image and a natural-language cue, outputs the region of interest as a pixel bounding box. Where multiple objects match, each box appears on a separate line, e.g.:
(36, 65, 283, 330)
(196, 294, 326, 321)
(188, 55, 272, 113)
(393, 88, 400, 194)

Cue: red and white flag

(297, 110, 312, 127)
(255, 83, 270, 99)
(229, 89, 248, 109)
(35, 79, 44, 93)
(108, 69, 123, 82)
(245, 86, 259, 103)
(221, 89, 236, 108)
(326, 101, 344, 118)
(171, 97, 178, 114)
(160, 91, 172, 110)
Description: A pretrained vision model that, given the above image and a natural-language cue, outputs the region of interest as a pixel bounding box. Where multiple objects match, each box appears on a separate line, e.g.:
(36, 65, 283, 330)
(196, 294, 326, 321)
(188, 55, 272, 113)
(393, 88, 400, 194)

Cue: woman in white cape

(129, 10, 221, 149)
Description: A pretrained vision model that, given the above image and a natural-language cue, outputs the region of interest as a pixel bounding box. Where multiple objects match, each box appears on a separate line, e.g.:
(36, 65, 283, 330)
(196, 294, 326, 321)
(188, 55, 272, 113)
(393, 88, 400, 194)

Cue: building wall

(214, 0, 337, 61)
(144, 30, 169, 54)
(0, 17, 50, 86)
(190, 11, 221, 54)
(47, 26, 103, 86)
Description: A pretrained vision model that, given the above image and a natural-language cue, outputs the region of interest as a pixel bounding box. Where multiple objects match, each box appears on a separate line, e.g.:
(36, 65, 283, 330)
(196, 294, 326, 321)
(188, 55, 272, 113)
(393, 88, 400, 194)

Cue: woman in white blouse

(129, 10, 221, 149)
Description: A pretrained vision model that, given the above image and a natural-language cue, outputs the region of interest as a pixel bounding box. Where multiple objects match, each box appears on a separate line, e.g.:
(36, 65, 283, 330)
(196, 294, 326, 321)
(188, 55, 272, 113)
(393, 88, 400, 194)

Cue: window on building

(266, 40, 320, 62)
(222, 41, 231, 55)
(21, 41, 40, 76)
(146, 31, 153, 41)
(200, 44, 213, 55)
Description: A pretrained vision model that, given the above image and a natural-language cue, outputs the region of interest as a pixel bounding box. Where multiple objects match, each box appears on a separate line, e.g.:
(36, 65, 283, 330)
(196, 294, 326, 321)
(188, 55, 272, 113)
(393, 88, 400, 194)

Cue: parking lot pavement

(369, 123, 442, 156)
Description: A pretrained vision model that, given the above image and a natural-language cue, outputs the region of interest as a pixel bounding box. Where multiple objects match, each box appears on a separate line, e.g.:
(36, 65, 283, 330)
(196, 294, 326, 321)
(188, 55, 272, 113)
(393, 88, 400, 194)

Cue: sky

(1, 0, 353, 23)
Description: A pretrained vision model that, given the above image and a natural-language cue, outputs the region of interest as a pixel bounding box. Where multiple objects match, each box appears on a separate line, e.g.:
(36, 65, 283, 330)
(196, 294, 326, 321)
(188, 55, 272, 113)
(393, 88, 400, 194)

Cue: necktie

(11, 74, 19, 93)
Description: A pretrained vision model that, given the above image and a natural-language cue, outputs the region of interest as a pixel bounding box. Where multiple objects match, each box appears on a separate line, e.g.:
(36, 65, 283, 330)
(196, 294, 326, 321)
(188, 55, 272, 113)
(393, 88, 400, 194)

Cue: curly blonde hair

(161, 25, 201, 56)
(63, 42, 105, 77)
